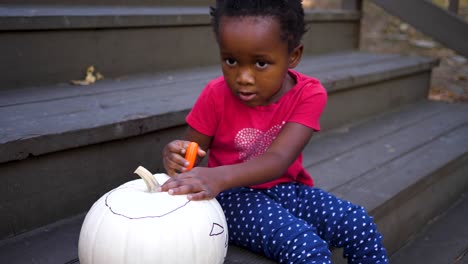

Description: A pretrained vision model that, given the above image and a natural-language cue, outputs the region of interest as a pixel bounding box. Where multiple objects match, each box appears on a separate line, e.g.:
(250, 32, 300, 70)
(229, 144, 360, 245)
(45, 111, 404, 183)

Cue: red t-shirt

(186, 70, 327, 188)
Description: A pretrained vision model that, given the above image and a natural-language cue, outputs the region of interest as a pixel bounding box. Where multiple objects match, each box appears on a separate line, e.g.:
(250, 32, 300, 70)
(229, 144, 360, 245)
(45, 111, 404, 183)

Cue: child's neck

(268, 71, 295, 104)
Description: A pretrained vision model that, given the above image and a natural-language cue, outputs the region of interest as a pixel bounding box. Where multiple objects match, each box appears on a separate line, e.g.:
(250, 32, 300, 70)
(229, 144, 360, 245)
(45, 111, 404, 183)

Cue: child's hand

(159, 166, 223, 201)
(163, 140, 206, 176)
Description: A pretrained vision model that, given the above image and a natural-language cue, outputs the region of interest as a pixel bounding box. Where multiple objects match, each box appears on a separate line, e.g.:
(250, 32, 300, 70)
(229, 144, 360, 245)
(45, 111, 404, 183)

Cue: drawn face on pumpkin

(105, 178, 227, 240)
(79, 173, 228, 264)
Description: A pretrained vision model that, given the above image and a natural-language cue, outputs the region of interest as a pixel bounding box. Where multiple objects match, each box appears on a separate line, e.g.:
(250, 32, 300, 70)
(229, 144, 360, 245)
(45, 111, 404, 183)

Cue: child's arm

(161, 122, 314, 200)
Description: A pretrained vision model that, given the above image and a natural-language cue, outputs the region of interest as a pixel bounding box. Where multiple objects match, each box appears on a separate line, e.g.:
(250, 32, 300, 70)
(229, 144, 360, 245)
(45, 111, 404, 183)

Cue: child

(161, 0, 388, 263)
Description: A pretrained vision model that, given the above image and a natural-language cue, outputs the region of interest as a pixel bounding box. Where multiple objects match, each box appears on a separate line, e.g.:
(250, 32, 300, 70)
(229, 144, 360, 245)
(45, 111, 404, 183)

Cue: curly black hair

(210, 0, 307, 53)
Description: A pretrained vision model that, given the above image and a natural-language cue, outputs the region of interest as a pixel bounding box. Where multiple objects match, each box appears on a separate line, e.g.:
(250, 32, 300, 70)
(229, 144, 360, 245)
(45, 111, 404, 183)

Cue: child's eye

(256, 61, 269, 69)
(225, 58, 237, 66)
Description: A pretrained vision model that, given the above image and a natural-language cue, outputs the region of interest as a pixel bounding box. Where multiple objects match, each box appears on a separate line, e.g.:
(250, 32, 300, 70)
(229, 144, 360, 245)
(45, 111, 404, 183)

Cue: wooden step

(0, 52, 437, 242)
(0, 52, 437, 163)
(2, 0, 214, 6)
(0, 5, 360, 89)
(389, 190, 468, 263)
(1, 100, 467, 264)
(305, 101, 468, 261)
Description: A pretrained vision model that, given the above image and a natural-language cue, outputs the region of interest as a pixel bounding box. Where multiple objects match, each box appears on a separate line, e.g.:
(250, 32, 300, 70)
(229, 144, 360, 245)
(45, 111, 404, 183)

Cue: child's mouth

(238, 92, 256, 102)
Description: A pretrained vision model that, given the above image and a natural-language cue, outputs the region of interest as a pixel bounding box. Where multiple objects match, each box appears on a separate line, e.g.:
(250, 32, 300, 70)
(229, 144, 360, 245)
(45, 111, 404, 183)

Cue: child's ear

(288, 44, 304, 68)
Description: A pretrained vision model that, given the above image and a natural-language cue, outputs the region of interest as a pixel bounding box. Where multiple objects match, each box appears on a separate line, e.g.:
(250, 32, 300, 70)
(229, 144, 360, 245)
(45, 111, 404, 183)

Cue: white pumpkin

(78, 166, 228, 264)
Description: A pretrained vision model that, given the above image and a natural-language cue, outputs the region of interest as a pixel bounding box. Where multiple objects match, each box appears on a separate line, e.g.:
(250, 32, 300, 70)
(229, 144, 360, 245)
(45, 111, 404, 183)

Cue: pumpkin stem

(134, 166, 160, 192)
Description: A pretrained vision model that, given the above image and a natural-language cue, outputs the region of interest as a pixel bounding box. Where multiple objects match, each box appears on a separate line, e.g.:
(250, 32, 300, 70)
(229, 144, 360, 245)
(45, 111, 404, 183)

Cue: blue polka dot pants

(217, 183, 388, 264)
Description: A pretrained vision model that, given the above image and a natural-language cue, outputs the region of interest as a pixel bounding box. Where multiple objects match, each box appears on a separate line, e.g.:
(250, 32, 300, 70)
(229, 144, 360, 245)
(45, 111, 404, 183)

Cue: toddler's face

(217, 16, 298, 107)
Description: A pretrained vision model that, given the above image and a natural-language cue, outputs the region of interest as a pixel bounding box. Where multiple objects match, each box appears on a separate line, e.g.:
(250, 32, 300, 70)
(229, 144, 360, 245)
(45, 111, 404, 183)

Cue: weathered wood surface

(305, 101, 468, 254)
(0, 52, 436, 164)
(0, 7, 359, 30)
(3, 0, 214, 7)
(0, 7, 360, 88)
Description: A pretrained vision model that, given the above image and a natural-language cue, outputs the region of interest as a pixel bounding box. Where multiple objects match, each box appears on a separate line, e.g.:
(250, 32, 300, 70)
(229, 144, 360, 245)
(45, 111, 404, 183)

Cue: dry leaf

(410, 39, 437, 49)
(428, 87, 468, 103)
(71, 65, 104, 86)
(95, 72, 104, 80)
(302, 0, 316, 8)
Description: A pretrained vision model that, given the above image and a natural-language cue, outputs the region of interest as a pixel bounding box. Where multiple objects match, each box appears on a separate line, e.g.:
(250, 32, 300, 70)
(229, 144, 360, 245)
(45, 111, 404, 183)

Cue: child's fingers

(197, 147, 207, 157)
(167, 185, 213, 201)
(160, 168, 218, 200)
(163, 140, 190, 175)
(164, 180, 211, 200)
(186, 191, 211, 201)
(164, 153, 189, 174)
(166, 140, 186, 155)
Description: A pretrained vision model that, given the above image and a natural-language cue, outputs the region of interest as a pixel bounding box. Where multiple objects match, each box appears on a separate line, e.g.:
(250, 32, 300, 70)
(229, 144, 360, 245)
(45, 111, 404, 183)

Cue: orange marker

(184, 142, 198, 171)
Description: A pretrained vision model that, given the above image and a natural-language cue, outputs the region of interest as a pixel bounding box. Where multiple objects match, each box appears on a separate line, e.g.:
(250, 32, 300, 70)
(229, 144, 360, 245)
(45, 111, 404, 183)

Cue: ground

(308, 0, 468, 103)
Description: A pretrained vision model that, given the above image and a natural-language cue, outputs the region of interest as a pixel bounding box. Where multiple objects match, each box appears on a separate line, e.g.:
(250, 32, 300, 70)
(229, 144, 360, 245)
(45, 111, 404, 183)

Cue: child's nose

(236, 67, 254, 86)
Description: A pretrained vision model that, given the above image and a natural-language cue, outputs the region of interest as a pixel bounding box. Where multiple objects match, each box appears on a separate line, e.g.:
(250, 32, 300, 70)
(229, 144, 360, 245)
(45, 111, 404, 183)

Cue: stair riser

(0, 125, 186, 240)
(322, 72, 431, 130)
(0, 20, 358, 89)
(1, 26, 218, 89)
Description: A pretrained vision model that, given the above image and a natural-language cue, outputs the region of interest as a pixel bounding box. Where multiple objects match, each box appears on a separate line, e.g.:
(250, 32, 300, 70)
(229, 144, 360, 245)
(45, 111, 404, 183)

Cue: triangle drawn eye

(209, 223, 225, 236)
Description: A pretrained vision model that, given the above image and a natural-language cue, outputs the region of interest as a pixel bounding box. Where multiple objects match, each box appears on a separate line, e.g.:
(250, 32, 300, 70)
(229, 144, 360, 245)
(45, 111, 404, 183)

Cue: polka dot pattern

(217, 184, 388, 264)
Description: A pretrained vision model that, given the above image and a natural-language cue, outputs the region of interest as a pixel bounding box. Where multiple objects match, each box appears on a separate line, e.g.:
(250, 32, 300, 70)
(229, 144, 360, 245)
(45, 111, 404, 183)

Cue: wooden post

(449, 0, 459, 14)
(372, 0, 468, 58)
(342, 0, 363, 11)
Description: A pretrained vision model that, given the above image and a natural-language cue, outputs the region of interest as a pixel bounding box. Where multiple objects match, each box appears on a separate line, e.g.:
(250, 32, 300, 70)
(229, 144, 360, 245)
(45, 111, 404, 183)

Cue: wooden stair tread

(0, 6, 359, 30)
(0, 52, 437, 164)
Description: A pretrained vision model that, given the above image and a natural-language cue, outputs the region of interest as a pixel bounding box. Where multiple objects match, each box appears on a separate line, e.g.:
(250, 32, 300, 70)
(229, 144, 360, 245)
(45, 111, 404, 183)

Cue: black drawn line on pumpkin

(209, 223, 224, 236)
(104, 187, 191, 219)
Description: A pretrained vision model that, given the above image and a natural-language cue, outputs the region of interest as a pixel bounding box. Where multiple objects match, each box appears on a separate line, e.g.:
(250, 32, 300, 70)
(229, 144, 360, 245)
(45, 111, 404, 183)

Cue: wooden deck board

(0, 52, 436, 164)
(305, 101, 468, 191)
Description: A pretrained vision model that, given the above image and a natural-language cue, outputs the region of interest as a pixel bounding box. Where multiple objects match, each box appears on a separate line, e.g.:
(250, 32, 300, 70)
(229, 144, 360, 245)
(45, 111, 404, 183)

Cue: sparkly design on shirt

(234, 121, 286, 161)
